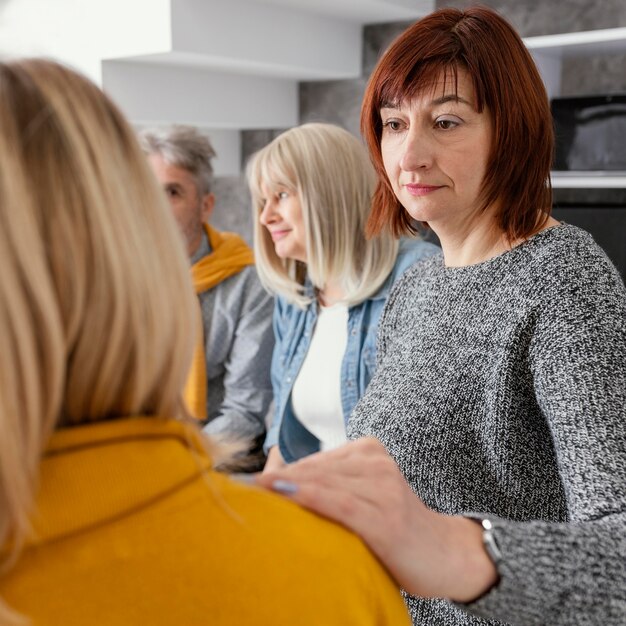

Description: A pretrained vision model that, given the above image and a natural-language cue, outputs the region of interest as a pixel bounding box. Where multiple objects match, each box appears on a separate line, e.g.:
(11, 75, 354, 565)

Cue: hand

(262, 445, 286, 473)
(256, 437, 498, 602)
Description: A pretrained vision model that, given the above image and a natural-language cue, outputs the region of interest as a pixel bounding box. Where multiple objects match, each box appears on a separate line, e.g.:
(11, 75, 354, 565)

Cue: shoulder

(371, 237, 441, 301)
(218, 265, 271, 302)
(522, 224, 609, 267)
(210, 472, 409, 622)
(519, 224, 625, 303)
(274, 294, 311, 328)
(387, 243, 443, 300)
(200, 266, 273, 325)
(228, 264, 264, 288)
(393, 237, 440, 277)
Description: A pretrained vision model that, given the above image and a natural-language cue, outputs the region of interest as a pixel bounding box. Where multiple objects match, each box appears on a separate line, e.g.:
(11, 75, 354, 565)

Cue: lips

(269, 229, 291, 241)
(404, 183, 443, 197)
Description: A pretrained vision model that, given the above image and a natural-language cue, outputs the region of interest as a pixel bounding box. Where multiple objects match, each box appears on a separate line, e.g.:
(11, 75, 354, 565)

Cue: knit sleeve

(466, 250, 626, 625)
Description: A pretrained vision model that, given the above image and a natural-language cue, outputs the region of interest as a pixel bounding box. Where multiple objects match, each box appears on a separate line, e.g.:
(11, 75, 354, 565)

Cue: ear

(201, 193, 215, 223)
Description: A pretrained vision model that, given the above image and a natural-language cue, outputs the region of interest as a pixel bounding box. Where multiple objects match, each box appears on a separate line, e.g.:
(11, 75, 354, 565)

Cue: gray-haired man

(140, 126, 274, 463)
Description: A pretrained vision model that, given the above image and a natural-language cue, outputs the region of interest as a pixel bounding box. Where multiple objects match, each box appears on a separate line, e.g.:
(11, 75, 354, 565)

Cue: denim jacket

(266, 238, 439, 462)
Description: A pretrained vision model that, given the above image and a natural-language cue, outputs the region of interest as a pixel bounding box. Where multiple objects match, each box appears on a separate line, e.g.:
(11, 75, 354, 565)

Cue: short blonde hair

(0, 59, 197, 611)
(247, 123, 399, 308)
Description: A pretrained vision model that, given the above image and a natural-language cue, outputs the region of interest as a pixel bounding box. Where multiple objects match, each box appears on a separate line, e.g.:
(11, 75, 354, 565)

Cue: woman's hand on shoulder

(256, 437, 498, 602)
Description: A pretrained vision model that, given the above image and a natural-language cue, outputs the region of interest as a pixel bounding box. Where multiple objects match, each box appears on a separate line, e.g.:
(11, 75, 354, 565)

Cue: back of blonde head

(0, 59, 196, 593)
(247, 123, 399, 308)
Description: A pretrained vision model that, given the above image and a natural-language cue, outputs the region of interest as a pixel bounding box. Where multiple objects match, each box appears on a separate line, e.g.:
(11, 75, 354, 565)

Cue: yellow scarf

(184, 223, 255, 420)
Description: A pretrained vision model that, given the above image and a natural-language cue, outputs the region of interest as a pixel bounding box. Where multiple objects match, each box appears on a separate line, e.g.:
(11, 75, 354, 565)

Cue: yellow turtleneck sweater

(0, 417, 410, 626)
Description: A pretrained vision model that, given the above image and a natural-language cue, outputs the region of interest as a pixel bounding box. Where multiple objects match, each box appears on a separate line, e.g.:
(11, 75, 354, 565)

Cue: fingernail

(272, 479, 298, 494)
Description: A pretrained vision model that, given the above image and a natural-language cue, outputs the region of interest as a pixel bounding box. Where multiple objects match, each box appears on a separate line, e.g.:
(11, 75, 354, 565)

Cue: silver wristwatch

(476, 518, 502, 566)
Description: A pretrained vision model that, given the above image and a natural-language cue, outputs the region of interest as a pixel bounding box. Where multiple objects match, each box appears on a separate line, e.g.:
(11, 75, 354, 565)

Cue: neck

(189, 227, 210, 263)
(430, 209, 557, 267)
(318, 278, 345, 307)
(437, 221, 511, 267)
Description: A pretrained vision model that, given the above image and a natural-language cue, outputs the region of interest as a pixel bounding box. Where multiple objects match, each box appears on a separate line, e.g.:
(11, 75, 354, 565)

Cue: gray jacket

(191, 231, 274, 443)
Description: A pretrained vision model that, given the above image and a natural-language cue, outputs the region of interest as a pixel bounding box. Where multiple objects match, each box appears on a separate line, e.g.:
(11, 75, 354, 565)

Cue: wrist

(446, 516, 500, 603)
(399, 510, 500, 602)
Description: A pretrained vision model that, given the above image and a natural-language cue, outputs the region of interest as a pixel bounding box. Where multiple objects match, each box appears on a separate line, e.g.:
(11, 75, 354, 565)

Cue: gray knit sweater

(347, 224, 626, 625)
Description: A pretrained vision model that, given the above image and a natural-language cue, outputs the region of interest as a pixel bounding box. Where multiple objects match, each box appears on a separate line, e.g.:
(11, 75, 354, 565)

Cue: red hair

(362, 6, 553, 240)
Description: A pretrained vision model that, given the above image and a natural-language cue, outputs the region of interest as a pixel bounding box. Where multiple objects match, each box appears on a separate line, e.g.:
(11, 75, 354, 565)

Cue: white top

(291, 303, 349, 451)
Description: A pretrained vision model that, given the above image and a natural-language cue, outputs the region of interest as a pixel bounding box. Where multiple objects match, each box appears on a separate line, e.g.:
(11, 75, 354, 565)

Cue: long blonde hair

(0, 59, 197, 606)
(247, 123, 399, 308)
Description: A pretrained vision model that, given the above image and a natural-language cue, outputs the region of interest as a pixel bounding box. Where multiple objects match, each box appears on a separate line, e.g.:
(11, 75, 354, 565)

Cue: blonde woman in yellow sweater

(0, 59, 410, 626)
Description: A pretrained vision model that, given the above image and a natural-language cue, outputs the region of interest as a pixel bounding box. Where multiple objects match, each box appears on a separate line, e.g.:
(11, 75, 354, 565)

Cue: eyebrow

(269, 181, 293, 192)
(381, 94, 473, 109)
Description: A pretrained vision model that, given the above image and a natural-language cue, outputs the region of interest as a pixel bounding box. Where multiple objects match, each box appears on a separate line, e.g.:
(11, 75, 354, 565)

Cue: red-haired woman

(260, 6, 626, 626)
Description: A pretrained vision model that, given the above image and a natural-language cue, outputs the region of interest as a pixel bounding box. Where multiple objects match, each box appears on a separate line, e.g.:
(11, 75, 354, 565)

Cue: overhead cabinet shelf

(525, 27, 626, 56)
(551, 173, 626, 188)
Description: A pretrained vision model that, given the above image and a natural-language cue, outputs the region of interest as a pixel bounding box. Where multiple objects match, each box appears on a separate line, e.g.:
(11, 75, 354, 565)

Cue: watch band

(477, 518, 502, 566)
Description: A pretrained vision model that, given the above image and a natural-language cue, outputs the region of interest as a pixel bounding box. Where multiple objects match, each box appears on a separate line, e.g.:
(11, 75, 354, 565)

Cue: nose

(399, 127, 433, 172)
(259, 198, 277, 227)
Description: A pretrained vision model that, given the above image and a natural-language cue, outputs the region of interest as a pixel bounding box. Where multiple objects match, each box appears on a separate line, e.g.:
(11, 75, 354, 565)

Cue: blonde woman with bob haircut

(0, 59, 412, 626)
(248, 123, 437, 468)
